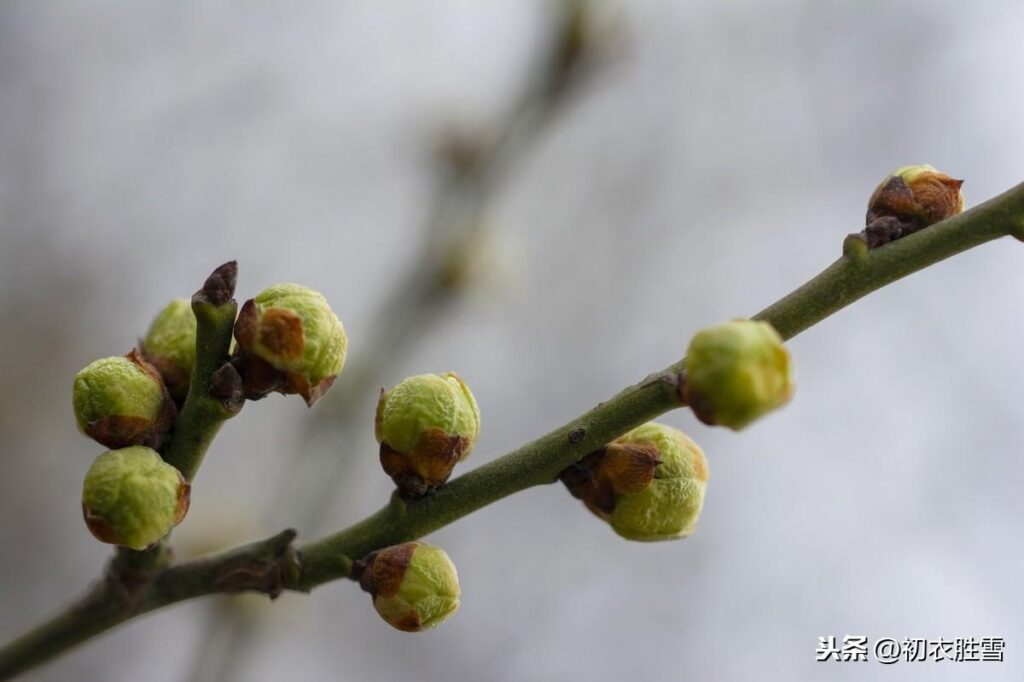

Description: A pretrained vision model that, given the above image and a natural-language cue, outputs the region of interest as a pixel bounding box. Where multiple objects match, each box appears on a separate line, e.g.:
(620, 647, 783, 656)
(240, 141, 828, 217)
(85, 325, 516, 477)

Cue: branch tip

(195, 261, 238, 307)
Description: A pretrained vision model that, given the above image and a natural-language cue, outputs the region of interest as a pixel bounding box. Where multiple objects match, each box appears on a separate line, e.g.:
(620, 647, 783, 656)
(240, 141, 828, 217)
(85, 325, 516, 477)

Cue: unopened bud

(683, 320, 794, 431)
(864, 165, 964, 248)
(141, 298, 197, 402)
(355, 542, 461, 632)
(72, 350, 176, 449)
(561, 422, 708, 541)
(233, 283, 347, 406)
(375, 372, 480, 496)
(81, 446, 190, 550)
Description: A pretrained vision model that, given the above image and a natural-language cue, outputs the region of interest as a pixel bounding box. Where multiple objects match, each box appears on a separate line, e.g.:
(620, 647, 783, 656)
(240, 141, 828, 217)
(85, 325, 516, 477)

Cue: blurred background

(2, 1, 1023, 680)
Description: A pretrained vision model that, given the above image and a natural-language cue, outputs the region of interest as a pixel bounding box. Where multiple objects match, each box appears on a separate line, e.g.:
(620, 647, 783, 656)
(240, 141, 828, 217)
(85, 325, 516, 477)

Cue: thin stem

(297, 182, 1024, 584)
(0, 584, 132, 679)
(162, 261, 240, 481)
(0, 532, 296, 680)
(1, 182, 1022, 679)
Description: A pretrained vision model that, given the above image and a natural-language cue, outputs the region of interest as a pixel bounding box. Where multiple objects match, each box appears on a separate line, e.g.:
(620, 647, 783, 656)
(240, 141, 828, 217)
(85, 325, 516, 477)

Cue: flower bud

(81, 446, 190, 550)
(864, 164, 964, 248)
(561, 422, 708, 542)
(72, 350, 176, 449)
(375, 372, 480, 496)
(141, 298, 197, 402)
(233, 283, 347, 406)
(683, 320, 793, 430)
(355, 542, 460, 632)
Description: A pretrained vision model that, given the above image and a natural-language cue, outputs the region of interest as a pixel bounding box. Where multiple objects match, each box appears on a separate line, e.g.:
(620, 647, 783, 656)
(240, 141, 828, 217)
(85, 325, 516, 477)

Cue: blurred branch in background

(185, 3, 620, 680)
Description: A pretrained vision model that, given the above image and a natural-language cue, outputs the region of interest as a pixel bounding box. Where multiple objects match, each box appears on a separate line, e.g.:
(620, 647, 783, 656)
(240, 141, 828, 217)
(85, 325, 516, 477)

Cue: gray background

(1, 1, 1023, 681)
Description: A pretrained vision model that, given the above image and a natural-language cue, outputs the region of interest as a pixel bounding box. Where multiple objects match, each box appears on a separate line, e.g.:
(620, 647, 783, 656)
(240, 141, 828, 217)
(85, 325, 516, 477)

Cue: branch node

(655, 366, 688, 403)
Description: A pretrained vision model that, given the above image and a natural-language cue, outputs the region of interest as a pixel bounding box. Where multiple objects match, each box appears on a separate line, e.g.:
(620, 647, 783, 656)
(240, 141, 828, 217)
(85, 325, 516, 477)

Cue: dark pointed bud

(209, 362, 245, 415)
(195, 261, 238, 307)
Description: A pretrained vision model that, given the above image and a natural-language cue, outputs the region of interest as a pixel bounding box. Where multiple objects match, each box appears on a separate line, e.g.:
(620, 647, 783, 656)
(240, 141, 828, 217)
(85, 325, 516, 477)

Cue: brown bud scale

(357, 543, 417, 598)
(379, 428, 471, 498)
(560, 443, 661, 517)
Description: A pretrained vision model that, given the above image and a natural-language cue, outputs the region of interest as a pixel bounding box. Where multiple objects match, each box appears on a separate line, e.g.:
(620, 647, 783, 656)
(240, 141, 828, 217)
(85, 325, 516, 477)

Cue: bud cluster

(72, 265, 348, 551)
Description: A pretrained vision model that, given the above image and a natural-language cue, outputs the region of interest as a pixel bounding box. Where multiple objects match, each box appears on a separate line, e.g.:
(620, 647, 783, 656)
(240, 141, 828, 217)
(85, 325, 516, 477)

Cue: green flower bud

(141, 298, 197, 402)
(561, 422, 708, 542)
(233, 283, 348, 406)
(81, 446, 190, 550)
(683, 320, 793, 430)
(356, 542, 460, 632)
(72, 351, 176, 449)
(375, 372, 480, 496)
(864, 164, 964, 248)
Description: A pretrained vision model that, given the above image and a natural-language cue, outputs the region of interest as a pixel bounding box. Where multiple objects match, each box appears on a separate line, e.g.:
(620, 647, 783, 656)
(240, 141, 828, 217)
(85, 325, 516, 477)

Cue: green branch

(295, 366, 684, 588)
(2, 182, 1022, 680)
(0, 532, 298, 681)
(161, 261, 241, 481)
(296, 180, 1024, 585)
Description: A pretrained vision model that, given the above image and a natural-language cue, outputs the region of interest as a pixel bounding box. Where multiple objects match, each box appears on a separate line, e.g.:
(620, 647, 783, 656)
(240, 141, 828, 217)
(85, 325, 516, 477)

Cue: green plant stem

(2, 183, 1022, 680)
(161, 291, 239, 481)
(297, 180, 1024, 585)
(0, 532, 296, 681)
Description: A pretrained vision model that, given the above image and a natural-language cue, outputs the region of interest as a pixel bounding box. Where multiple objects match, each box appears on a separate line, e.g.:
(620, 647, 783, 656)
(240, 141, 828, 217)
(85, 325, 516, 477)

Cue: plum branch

(1, 180, 1022, 680)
